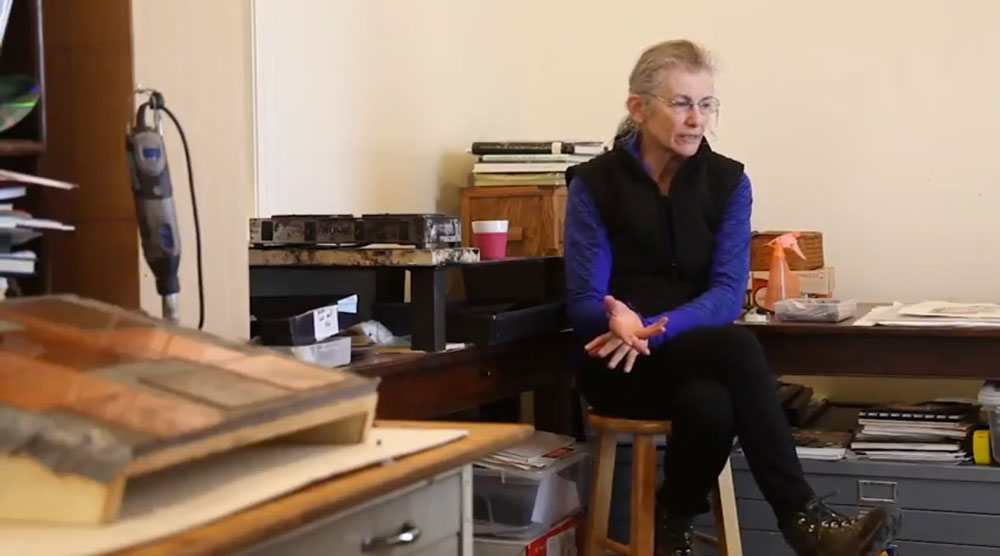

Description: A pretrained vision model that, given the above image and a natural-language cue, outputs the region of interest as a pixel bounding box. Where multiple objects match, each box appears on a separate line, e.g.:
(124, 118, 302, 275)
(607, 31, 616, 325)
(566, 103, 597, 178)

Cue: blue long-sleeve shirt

(564, 139, 751, 349)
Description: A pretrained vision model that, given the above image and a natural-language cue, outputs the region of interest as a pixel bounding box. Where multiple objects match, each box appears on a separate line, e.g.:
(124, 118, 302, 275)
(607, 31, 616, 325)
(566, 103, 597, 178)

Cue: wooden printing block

(0, 352, 224, 438)
(0, 295, 379, 525)
(221, 353, 345, 389)
(140, 363, 293, 409)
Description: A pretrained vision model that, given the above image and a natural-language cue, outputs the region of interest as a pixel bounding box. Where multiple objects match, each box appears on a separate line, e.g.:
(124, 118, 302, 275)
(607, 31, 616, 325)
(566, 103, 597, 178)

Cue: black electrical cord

(159, 105, 205, 330)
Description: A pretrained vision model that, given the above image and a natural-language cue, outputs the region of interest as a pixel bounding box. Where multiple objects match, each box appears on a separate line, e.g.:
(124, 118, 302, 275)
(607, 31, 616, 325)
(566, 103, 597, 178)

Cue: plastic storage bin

(774, 298, 857, 322)
(274, 335, 351, 367)
(979, 382, 1000, 464)
(472, 447, 588, 536)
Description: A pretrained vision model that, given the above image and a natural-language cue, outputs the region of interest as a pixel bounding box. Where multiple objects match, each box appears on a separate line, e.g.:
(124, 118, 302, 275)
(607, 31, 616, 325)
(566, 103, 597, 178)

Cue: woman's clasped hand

(584, 295, 667, 373)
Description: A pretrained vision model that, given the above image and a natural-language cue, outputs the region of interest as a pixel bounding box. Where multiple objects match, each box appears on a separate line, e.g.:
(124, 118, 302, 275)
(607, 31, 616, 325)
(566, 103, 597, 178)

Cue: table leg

(411, 267, 446, 352)
(533, 360, 577, 436)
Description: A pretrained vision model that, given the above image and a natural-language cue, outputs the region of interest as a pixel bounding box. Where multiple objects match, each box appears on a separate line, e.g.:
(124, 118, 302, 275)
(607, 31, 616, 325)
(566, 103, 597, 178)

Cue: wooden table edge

(111, 420, 534, 556)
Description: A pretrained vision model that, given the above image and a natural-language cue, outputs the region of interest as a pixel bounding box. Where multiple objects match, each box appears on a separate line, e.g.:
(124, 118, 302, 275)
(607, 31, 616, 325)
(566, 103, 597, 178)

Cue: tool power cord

(159, 105, 205, 330)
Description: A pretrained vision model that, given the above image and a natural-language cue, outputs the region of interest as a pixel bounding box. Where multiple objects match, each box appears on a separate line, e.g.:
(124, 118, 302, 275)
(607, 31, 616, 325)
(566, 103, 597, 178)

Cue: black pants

(578, 324, 814, 519)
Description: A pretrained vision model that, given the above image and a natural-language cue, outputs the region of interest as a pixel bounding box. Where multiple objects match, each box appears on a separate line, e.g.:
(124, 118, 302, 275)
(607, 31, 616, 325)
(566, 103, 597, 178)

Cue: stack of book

(0, 169, 75, 282)
(792, 430, 852, 461)
(850, 402, 976, 464)
(469, 140, 606, 187)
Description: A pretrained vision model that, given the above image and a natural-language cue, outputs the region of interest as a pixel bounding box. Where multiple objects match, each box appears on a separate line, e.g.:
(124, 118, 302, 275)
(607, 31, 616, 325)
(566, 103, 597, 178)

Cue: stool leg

(630, 434, 656, 556)
(711, 458, 743, 556)
(584, 430, 617, 556)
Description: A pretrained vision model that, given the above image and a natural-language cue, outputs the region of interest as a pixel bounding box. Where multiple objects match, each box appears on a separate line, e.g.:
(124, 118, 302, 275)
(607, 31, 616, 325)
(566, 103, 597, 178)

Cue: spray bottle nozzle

(767, 232, 806, 260)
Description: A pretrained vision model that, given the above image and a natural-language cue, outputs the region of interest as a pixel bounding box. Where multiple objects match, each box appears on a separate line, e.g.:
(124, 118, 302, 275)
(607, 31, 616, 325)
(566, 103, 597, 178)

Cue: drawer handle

(361, 522, 422, 552)
(858, 480, 898, 503)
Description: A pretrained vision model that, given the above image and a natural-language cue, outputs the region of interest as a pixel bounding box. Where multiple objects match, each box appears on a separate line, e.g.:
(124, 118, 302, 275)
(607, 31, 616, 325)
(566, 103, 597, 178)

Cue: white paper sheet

(899, 300, 1000, 320)
(0, 427, 467, 556)
(853, 303, 1000, 328)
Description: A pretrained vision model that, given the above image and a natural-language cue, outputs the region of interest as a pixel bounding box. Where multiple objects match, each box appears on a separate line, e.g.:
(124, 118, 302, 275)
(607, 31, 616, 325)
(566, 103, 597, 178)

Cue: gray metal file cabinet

(693, 455, 1000, 555)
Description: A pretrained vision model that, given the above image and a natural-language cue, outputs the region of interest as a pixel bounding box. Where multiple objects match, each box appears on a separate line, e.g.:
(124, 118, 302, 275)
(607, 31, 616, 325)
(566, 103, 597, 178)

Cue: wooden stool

(583, 414, 742, 556)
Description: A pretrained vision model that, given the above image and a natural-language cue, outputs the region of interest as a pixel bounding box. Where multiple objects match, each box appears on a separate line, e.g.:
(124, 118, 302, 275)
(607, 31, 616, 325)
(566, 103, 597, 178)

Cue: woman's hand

(584, 296, 667, 373)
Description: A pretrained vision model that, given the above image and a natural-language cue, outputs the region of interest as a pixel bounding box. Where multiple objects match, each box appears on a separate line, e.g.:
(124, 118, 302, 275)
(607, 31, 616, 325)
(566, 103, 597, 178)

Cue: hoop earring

(707, 110, 720, 139)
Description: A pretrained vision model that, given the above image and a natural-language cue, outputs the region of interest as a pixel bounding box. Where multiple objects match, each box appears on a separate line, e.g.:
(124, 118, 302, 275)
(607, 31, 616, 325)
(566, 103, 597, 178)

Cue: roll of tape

(974, 429, 992, 465)
(743, 309, 769, 323)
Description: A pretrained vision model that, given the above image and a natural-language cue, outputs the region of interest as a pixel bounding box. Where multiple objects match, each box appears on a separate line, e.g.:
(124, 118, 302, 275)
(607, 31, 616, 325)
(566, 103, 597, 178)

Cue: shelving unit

(0, 138, 44, 157)
(0, 0, 49, 295)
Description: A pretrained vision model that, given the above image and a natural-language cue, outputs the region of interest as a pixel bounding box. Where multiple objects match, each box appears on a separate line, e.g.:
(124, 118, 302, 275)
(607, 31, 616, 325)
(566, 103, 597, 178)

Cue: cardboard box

(748, 267, 836, 308)
(750, 231, 824, 271)
(474, 514, 581, 556)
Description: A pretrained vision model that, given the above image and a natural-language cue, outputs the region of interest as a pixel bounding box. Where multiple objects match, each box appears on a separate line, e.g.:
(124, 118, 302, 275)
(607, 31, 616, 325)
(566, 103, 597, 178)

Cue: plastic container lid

(978, 382, 1000, 407)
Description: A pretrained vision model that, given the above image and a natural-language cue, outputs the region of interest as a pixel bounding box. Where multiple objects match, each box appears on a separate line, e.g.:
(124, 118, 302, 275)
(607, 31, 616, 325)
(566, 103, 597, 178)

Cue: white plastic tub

(472, 447, 588, 537)
(979, 382, 1000, 463)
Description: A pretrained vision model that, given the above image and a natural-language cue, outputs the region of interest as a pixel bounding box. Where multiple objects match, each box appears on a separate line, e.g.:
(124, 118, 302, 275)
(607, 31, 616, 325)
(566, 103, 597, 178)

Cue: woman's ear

(626, 93, 646, 126)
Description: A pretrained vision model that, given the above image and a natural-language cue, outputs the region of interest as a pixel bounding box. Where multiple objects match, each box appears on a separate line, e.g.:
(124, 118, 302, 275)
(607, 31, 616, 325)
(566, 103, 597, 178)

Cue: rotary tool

(125, 88, 204, 327)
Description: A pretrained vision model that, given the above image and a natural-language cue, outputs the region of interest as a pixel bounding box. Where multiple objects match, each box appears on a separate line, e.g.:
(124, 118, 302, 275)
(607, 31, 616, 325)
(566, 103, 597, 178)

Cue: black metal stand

(410, 267, 447, 352)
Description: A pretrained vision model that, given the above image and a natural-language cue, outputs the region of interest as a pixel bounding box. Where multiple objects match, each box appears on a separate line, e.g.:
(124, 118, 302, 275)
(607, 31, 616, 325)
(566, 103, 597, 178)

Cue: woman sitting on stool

(563, 39, 898, 556)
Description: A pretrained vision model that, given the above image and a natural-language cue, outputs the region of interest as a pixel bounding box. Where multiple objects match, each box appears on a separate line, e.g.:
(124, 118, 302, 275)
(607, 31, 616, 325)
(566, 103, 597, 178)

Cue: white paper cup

(471, 220, 509, 260)
(472, 220, 508, 233)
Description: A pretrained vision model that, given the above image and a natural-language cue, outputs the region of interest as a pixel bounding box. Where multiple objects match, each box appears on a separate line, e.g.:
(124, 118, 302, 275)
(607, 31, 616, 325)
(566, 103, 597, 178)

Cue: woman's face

(630, 69, 717, 158)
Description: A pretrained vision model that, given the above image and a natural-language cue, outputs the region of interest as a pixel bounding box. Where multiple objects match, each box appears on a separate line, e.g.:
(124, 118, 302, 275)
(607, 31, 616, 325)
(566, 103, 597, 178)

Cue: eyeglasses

(647, 94, 721, 115)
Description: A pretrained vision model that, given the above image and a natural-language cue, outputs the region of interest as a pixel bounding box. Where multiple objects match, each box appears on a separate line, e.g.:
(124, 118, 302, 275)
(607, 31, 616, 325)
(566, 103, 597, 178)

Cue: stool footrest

(694, 530, 720, 548)
(598, 537, 631, 555)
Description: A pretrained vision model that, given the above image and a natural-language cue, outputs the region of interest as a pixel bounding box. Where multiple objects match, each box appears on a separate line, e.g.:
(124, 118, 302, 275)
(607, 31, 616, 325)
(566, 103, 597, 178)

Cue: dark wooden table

(336, 304, 1000, 437)
(744, 303, 1000, 379)
(350, 333, 577, 434)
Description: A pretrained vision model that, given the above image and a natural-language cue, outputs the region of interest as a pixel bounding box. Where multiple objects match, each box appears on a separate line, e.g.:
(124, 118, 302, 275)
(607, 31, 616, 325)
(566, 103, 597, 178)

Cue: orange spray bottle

(762, 232, 806, 312)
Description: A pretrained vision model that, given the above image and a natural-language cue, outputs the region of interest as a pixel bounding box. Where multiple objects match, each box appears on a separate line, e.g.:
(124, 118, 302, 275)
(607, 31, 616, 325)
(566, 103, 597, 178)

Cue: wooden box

(0, 295, 378, 525)
(750, 231, 824, 271)
(460, 186, 567, 257)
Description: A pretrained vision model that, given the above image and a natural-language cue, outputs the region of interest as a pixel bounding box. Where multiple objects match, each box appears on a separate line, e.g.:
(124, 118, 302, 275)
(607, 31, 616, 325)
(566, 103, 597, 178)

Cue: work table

(113, 421, 532, 556)
(744, 302, 1000, 378)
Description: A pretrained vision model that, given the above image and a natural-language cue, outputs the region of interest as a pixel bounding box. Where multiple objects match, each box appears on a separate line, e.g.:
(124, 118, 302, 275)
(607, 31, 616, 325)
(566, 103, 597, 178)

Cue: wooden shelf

(0, 139, 45, 157)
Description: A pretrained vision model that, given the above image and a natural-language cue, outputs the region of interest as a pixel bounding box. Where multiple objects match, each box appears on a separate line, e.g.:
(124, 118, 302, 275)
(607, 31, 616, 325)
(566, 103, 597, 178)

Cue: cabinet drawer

(731, 462, 1000, 515)
(238, 471, 462, 556)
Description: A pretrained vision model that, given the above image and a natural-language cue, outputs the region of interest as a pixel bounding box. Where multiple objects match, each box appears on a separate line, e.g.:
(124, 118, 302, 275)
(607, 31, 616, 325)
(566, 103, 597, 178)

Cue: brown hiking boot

(779, 498, 900, 556)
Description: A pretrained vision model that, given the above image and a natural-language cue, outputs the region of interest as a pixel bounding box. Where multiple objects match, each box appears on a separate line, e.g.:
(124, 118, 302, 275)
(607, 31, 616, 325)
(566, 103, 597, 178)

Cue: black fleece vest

(567, 139, 744, 317)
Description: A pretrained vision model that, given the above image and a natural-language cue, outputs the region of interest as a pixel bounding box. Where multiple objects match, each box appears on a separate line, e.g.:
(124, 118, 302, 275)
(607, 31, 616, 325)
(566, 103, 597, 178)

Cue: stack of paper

(0, 169, 77, 242)
(0, 250, 36, 275)
(855, 301, 1000, 328)
(850, 402, 975, 464)
(477, 431, 577, 472)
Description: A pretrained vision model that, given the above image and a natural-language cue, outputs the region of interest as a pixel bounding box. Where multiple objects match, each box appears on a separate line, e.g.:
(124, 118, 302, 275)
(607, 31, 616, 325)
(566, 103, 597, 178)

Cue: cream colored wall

(253, 0, 999, 400)
(131, 0, 254, 339)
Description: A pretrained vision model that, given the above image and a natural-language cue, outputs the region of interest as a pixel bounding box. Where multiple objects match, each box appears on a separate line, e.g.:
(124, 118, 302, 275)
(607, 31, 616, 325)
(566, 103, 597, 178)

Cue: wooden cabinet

(459, 186, 567, 257)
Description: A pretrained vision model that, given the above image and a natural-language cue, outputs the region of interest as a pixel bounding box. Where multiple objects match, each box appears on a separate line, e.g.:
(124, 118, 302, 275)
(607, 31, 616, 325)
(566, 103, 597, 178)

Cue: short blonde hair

(617, 40, 715, 138)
